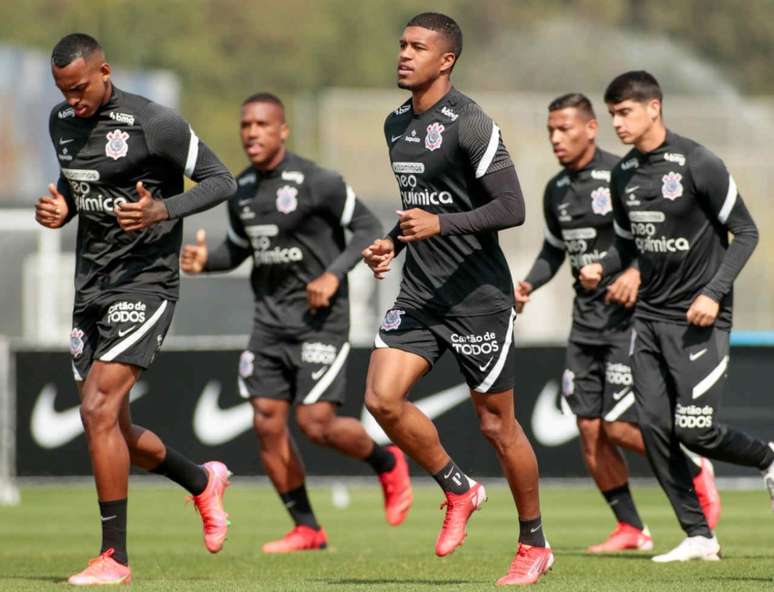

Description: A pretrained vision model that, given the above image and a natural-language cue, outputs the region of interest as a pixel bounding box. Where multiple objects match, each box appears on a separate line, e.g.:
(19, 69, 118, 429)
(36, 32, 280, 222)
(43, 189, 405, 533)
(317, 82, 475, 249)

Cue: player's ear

(439, 52, 456, 76)
(646, 98, 661, 121)
(280, 122, 290, 142)
(586, 117, 598, 140)
(100, 61, 111, 81)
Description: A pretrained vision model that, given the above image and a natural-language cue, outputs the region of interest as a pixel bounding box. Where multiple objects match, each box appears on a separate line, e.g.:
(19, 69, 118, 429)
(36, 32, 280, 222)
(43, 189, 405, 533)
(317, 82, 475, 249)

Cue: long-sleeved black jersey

(525, 148, 631, 343)
(49, 86, 236, 303)
(384, 87, 524, 317)
(204, 151, 382, 339)
(601, 130, 758, 330)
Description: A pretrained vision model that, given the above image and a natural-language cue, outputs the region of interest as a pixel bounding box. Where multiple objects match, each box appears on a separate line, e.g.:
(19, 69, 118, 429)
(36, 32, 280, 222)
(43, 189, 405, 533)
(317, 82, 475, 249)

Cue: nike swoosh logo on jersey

(530, 380, 579, 447)
(612, 387, 629, 401)
(360, 384, 470, 445)
(30, 382, 148, 449)
(238, 199, 252, 206)
(478, 357, 494, 372)
(311, 366, 328, 381)
(690, 348, 708, 362)
(391, 135, 402, 143)
(117, 325, 136, 337)
(625, 185, 640, 193)
(59, 138, 75, 145)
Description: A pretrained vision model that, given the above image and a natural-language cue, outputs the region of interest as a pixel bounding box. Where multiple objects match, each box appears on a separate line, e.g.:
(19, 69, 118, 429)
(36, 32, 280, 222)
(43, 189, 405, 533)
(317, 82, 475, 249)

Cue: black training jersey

(605, 130, 756, 330)
(384, 87, 516, 317)
(49, 86, 235, 303)
(217, 152, 382, 339)
(532, 149, 631, 343)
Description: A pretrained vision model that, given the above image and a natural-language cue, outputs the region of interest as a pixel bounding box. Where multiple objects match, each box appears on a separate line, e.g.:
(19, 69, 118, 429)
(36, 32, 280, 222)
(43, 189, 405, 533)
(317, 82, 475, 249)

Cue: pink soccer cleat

(587, 522, 653, 553)
(435, 482, 487, 557)
(693, 457, 721, 529)
(190, 461, 231, 553)
(67, 548, 132, 586)
(496, 543, 554, 586)
(378, 445, 413, 526)
(261, 525, 328, 553)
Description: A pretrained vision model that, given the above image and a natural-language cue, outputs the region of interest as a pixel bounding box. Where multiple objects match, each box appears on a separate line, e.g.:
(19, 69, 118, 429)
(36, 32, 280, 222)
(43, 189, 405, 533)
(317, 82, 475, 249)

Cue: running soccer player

(580, 71, 774, 562)
(34, 34, 236, 586)
(181, 92, 411, 553)
(516, 93, 720, 552)
(362, 13, 551, 586)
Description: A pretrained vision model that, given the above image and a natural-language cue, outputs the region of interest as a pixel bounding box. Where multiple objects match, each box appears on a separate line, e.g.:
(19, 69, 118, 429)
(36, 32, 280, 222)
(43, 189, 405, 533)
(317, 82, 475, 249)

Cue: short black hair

(242, 92, 284, 110)
(406, 12, 463, 61)
(548, 93, 596, 119)
(604, 71, 662, 104)
(51, 33, 102, 68)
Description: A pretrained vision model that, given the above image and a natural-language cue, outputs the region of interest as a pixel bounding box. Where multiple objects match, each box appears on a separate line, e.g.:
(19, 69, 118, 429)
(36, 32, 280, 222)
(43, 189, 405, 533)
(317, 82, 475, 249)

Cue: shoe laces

(87, 548, 115, 568)
(505, 545, 533, 576)
(439, 496, 461, 529)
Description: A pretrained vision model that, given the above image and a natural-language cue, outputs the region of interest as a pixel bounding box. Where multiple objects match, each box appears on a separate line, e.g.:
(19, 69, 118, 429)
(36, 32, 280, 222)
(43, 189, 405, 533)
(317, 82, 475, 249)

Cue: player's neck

(100, 80, 113, 108)
(255, 145, 287, 173)
(411, 77, 452, 114)
(634, 121, 667, 154)
(566, 144, 596, 173)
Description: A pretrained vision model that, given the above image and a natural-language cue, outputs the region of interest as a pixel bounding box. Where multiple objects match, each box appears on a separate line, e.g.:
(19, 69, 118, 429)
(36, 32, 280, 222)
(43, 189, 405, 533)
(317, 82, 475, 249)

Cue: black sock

(279, 485, 320, 530)
(365, 444, 396, 474)
(99, 498, 128, 565)
(150, 446, 209, 495)
(432, 459, 471, 494)
(518, 515, 546, 547)
(602, 483, 644, 530)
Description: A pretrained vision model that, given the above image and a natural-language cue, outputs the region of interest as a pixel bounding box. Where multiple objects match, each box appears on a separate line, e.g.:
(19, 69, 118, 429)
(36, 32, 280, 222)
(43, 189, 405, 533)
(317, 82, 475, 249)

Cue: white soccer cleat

(651, 535, 720, 563)
(762, 443, 774, 511)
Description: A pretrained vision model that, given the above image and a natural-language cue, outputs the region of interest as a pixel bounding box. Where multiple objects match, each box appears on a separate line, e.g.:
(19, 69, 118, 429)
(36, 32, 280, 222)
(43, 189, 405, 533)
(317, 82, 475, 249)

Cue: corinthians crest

(590, 187, 612, 215)
(425, 122, 445, 151)
(661, 171, 684, 200)
(105, 129, 129, 160)
(275, 185, 298, 214)
(381, 309, 405, 331)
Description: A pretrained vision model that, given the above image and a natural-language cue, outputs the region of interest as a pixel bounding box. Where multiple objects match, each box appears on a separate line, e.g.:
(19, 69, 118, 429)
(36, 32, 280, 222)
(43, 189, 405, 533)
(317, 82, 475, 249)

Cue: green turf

(1, 483, 772, 591)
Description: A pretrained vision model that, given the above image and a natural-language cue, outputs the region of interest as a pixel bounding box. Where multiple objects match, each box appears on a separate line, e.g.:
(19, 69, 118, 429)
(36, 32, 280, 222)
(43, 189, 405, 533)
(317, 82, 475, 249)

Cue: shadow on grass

(4, 576, 62, 582)
(318, 578, 484, 586)
(557, 550, 654, 560)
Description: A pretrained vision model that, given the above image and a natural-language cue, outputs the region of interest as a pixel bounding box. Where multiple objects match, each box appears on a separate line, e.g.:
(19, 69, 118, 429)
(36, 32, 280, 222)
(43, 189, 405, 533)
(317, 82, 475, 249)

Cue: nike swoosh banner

(14, 346, 774, 476)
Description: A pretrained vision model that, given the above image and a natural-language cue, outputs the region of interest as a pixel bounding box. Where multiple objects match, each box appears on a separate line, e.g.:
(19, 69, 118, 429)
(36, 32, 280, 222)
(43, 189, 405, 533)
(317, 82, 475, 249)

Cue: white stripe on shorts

(302, 342, 351, 404)
(474, 309, 516, 393)
(99, 300, 168, 362)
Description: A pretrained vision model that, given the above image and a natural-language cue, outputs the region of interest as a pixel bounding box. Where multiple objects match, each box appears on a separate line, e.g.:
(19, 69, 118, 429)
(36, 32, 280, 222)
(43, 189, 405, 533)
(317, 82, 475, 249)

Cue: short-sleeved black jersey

(604, 130, 757, 330)
(211, 152, 382, 339)
(383, 88, 517, 317)
(527, 149, 631, 343)
(49, 86, 235, 303)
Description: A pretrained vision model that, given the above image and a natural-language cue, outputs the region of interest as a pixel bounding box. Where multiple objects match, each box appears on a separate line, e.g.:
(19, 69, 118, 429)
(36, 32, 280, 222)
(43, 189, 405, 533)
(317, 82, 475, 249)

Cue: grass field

(1, 482, 773, 591)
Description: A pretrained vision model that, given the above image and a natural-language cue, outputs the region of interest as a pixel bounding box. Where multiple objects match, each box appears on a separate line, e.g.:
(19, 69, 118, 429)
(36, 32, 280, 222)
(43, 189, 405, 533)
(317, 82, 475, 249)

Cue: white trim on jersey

(544, 226, 565, 250)
(99, 300, 168, 362)
(340, 185, 357, 226)
(604, 390, 636, 422)
(717, 175, 737, 225)
(227, 225, 250, 248)
(184, 127, 199, 178)
(374, 334, 389, 348)
(475, 123, 501, 179)
(302, 342, 350, 404)
(613, 220, 633, 240)
(72, 361, 83, 382)
(474, 309, 515, 393)
(692, 355, 729, 400)
(237, 376, 249, 399)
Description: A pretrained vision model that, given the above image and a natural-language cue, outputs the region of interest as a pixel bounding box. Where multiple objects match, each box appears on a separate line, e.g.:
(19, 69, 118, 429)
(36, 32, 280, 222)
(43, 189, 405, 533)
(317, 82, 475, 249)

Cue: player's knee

(252, 406, 285, 439)
(602, 420, 626, 446)
(79, 391, 117, 433)
(478, 412, 510, 448)
(298, 417, 330, 445)
(365, 387, 401, 423)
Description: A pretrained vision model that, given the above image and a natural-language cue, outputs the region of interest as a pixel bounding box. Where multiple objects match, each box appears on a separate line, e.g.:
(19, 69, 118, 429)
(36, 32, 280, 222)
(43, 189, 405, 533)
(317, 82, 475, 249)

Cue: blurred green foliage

(2, 0, 773, 169)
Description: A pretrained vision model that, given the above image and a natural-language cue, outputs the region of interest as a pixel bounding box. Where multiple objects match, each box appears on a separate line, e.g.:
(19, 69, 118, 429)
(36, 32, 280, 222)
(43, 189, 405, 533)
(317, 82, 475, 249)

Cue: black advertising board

(14, 346, 773, 477)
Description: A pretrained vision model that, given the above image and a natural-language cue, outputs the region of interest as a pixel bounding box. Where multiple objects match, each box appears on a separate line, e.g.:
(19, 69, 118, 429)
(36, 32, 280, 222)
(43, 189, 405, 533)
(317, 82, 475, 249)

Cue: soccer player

(362, 13, 552, 586)
(580, 71, 774, 562)
(34, 34, 237, 585)
(180, 92, 412, 553)
(516, 93, 720, 552)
